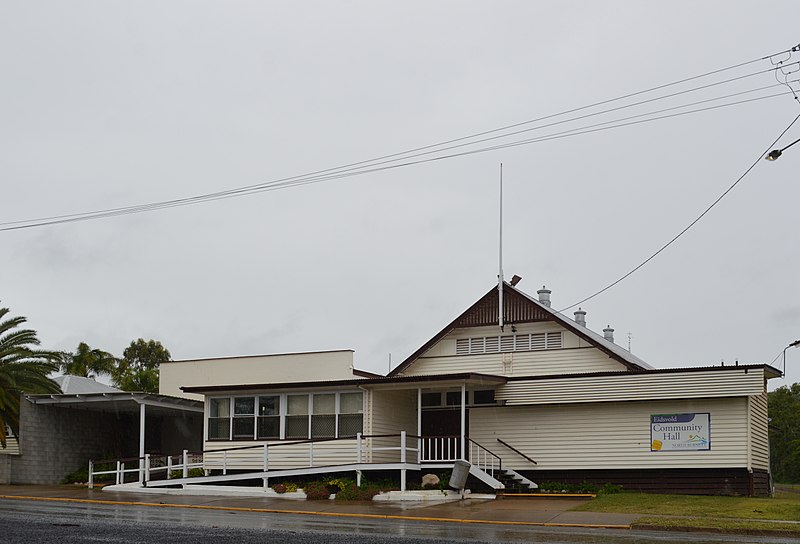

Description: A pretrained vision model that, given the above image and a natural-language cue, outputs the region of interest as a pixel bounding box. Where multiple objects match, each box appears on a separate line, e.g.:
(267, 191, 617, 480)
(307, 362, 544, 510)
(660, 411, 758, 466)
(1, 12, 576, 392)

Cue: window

(233, 397, 255, 439)
(421, 392, 442, 407)
(286, 394, 310, 439)
(312, 394, 336, 438)
(446, 391, 469, 406)
(208, 398, 231, 440)
(473, 390, 495, 405)
(207, 392, 363, 441)
(257, 396, 280, 439)
(338, 392, 363, 437)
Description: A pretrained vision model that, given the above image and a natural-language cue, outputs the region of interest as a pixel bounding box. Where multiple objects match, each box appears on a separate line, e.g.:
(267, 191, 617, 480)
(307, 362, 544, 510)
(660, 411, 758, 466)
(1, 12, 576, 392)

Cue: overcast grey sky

(2, 2, 799, 388)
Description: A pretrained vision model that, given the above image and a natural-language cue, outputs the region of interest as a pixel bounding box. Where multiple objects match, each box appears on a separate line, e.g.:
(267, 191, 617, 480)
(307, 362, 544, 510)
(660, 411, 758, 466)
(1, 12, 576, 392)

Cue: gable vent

(456, 332, 562, 355)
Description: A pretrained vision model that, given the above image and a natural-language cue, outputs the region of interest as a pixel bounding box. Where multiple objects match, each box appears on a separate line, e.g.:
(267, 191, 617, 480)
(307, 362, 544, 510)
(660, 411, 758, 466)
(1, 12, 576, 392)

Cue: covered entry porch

(365, 372, 509, 466)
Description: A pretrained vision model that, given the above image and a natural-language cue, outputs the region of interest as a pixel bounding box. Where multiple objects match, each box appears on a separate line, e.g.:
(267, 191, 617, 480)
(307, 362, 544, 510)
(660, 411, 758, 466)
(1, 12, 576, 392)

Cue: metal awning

(181, 372, 508, 394)
(24, 392, 203, 415)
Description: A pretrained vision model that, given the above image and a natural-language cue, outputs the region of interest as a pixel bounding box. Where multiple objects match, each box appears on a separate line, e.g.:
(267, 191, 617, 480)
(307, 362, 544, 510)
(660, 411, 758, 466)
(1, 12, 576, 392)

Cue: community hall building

(150, 281, 778, 496)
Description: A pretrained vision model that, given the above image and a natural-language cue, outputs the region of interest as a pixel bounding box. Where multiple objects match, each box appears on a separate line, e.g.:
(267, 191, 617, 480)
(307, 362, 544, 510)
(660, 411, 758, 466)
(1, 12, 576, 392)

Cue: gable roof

(388, 282, 653, 376)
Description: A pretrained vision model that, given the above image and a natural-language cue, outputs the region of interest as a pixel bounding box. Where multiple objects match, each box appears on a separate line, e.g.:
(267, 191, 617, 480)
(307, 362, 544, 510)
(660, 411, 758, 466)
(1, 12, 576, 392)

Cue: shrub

(272, 481, 298, 494)
(600, 482, 623, 494)
(335, 482, 381, 501)
(325, 477, 354, 494)
(61, 463, 115, 484)
(303, 481, 331, 500)
(169, 468, 205, 479)
(537, 481, 622, 494)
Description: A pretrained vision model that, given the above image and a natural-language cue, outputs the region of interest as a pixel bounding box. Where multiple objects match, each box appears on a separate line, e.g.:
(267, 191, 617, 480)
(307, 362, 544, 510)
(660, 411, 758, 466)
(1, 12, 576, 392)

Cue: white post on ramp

(138, 402, 146, 484)
(400, 431, 407, 491)
(182, 449, 189, 478)
(356, 432, 363, 487)
(262, 444, 269, 491)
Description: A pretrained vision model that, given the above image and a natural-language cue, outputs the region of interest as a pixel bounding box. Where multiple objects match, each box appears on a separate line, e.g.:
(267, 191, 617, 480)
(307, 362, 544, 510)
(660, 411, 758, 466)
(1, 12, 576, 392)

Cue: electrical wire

(1, 85, 795, 232)
(558, 111, 800, 313)
(2, 47, 798, 231)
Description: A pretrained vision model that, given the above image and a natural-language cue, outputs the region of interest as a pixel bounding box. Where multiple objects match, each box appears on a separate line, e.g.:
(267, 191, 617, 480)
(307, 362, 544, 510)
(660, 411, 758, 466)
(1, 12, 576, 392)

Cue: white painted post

(356, 432, 362, 464)
(88, 460, 94, 489)
(400, 431, 407, 492)
(182, 450, 188, 478)
(416, 387, 422, 463)
(223, 450, 228, 475)
(460, 384, 466, 461)
(263, 444, 269, 490)
(144, 454, 150, 485)
(167, 455, 172, 479)
(139, 403, 146, 482)
(116, 460, 122, 485)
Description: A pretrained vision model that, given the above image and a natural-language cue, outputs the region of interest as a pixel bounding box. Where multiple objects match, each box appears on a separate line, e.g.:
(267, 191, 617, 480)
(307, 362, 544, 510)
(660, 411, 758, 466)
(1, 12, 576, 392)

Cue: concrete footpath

(0, 485, 639, 529)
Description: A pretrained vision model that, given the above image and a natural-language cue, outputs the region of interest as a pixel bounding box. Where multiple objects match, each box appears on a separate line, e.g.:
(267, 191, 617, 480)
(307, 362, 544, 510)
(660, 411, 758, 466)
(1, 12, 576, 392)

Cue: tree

(58, 342, 117, 378)
(112, 339, 171, 394)
(0, 305, 60, 448)
(769, 383, 800, 483)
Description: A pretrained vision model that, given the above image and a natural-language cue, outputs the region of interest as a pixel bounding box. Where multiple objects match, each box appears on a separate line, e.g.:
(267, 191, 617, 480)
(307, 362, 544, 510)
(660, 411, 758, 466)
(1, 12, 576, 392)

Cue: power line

(1, 84, 795, 232)
(558, 111, 800, 313)
(2, 47, 798, 231)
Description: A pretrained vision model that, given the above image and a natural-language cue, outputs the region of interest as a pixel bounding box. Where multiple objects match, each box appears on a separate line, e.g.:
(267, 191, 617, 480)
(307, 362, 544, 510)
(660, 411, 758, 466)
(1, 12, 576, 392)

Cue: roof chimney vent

(537, 285, 552, 307)
(574, 308, 586, 327)
(603, 325, 615, 343)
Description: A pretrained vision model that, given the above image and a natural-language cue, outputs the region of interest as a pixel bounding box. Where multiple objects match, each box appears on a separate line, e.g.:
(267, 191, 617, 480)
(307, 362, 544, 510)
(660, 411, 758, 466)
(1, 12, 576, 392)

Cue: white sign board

(650, 413, 710, 451)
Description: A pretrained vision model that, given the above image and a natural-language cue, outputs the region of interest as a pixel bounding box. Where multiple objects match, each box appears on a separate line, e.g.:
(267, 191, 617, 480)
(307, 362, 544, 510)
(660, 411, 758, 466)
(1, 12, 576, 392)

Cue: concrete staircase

(497, 468, 538, 493)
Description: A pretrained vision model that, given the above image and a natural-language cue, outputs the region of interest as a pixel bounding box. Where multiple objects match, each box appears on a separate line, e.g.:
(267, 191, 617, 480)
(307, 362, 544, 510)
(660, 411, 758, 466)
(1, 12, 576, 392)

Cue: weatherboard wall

(160, 350, 356, 401)
(495, 367, 765, 405)
(367, 389, 418, 463)
(469, 397, 749, 471)
(748, 387, 770, 471)
(401, 323, 626, 377)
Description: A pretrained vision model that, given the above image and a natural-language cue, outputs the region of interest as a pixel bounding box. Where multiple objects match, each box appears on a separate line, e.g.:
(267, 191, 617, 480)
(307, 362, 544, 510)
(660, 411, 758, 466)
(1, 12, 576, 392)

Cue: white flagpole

(498, 163, 504, 331)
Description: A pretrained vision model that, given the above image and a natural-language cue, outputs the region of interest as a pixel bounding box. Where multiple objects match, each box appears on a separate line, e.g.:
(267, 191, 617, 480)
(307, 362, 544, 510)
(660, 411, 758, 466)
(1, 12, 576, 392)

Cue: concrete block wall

(0, 455, 10, 484)
(161, 413, 203, 455)
(9, 399, 137, 485)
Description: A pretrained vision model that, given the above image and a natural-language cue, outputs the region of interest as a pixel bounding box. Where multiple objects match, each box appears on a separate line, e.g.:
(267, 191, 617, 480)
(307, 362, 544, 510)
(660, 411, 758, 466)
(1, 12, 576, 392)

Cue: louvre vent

(455, 331, 563, 355)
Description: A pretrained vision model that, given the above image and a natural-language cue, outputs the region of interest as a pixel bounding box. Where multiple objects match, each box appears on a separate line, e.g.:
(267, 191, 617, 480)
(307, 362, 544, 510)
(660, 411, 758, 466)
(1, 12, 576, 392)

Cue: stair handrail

(496, 438, 537, 465)
(467, 438, 502, 476)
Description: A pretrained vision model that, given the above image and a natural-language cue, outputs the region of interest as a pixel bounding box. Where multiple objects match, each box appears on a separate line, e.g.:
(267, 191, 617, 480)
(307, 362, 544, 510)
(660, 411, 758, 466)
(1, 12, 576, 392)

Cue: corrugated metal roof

(389, 282, 654, 376)
(53, 375, 121, 394)
(512, 286, 655, 370)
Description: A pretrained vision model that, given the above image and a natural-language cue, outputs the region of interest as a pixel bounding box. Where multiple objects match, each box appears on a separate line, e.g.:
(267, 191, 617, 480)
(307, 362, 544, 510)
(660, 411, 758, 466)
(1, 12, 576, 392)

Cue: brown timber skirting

(516, 468, 772, 497)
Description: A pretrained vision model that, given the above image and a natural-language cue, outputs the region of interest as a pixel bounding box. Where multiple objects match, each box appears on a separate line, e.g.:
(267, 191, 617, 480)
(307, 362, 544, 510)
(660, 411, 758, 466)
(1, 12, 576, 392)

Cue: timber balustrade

(88, 432, 442, 488)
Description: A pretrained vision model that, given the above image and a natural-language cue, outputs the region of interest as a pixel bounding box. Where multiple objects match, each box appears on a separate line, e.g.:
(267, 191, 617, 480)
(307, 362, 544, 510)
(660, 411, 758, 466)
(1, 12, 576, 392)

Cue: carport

(8, 392, 203, 485)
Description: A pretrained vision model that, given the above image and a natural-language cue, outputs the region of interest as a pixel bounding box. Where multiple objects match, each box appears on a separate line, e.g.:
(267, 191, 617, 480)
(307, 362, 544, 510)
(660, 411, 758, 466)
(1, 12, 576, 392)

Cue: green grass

(633, 516, 800, 535)
(573, 491, 800, 522)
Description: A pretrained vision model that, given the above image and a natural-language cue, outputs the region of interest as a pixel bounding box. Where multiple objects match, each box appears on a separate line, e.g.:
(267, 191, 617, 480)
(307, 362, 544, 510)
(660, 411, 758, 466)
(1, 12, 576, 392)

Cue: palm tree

(0, 305, 60, 448)
(58, 342, 117, 378)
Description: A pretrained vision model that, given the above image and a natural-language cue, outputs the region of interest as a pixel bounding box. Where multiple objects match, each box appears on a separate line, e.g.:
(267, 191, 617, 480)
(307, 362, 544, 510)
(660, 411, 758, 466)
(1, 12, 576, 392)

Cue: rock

(421, 474, 440, 488)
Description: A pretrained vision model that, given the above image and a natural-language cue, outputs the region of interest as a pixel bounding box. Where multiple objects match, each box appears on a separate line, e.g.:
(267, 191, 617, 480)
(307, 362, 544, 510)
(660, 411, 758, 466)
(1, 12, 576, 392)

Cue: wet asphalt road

(1, 498, 798, 544)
